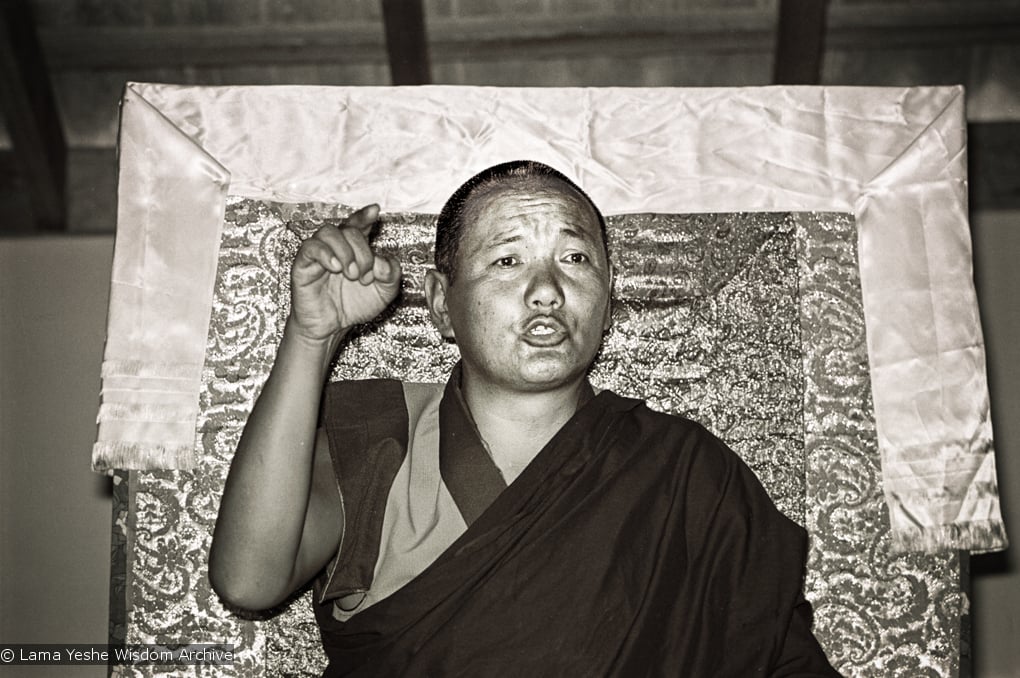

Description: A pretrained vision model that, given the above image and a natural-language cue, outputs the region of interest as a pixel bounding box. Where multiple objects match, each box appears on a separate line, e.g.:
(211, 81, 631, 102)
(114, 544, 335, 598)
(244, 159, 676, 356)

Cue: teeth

(530, 324, 554, 335)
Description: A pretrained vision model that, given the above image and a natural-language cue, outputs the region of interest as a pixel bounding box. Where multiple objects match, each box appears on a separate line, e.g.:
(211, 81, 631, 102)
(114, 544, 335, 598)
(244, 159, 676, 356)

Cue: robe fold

(314, 374, 840, 677)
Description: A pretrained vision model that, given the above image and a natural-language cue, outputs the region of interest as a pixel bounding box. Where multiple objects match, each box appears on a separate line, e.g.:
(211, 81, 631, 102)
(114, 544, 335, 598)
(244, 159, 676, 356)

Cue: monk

(210, 160, 841, 676)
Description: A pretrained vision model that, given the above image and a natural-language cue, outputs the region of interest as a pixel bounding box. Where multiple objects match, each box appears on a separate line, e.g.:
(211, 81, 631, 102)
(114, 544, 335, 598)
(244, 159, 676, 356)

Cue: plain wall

(970, 209, 1020, 678)
(0, 236, 113, 678)
(0, 211, 1016, 675)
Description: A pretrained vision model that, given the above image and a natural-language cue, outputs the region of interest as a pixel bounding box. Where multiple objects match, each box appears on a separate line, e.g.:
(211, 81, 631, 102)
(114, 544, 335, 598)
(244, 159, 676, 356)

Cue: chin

(515, 360, 587, 390)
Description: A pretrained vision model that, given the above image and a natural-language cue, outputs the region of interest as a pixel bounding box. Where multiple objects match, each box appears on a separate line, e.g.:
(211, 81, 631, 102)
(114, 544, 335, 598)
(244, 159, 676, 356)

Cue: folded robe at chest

(313, 374, 839, 677)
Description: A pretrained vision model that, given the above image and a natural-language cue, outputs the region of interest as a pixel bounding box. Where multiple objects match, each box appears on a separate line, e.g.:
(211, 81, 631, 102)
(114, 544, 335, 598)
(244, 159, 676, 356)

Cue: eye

(564, 251, 590, 264)
(494, 255, 519, 268)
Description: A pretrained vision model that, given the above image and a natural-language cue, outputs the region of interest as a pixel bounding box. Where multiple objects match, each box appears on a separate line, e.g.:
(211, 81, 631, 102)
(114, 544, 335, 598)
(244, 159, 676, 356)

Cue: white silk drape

(93, 83, 1006, 554)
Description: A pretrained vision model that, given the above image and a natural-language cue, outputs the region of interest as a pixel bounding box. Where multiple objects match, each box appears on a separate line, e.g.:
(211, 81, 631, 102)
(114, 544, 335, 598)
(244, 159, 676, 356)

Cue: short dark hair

(434, 160, 608, 280)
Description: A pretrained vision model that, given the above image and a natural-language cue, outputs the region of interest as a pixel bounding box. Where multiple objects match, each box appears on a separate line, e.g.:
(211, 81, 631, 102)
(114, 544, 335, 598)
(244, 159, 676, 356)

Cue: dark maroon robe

(314, 374, 840, 677)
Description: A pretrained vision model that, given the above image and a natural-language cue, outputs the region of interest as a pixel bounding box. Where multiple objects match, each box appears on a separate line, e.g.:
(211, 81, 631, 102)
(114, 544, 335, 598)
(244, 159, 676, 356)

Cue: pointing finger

(346, 204, 380, 233)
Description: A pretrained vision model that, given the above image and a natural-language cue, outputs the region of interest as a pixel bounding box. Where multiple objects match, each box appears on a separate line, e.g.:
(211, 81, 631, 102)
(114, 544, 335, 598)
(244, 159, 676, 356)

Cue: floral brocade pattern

(797, 213, 960, 676)
(117, 198, 962, 677)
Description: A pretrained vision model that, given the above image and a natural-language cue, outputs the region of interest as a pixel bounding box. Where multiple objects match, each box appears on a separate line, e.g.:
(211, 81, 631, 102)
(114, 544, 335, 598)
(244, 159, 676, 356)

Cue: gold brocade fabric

(97, 83, 1007, 557)
(115, 198, 961, 677)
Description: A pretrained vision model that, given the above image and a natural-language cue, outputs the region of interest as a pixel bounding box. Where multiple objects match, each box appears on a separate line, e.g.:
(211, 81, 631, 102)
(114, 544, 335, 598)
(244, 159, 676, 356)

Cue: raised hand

(289, 204, 403, 342)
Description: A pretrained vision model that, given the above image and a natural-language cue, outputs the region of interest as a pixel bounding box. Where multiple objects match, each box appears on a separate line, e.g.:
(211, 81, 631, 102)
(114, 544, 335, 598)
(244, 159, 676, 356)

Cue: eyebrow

(559, 225, 599, 244)
(484, 232, 523, 248)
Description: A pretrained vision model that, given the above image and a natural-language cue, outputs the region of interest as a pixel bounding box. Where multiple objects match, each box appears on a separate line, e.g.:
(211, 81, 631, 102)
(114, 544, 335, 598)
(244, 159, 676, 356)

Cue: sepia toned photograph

(1, 1, 1017, 676)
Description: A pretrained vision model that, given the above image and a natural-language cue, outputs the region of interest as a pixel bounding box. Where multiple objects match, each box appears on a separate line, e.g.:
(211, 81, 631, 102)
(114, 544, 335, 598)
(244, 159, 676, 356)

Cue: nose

(525, 260, 564, 309)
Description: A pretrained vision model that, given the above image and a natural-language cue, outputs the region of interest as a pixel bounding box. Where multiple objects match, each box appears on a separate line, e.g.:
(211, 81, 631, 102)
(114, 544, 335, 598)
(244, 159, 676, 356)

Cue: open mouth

(522, 316, 567, 345)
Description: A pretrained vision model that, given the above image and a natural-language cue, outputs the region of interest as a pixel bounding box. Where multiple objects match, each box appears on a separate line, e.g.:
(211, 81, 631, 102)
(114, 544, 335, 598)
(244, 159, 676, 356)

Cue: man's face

(427, 179, 612, 394)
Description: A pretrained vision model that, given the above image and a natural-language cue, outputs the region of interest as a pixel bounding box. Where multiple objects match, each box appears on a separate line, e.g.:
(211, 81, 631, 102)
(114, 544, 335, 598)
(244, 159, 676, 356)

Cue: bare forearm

(209, 319, 343, 607)
(210, 204, 400, 609)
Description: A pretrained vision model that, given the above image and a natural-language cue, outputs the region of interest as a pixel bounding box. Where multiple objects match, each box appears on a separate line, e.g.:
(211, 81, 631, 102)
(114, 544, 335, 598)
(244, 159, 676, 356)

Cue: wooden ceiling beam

(381, 0, 431, 85)
(34, 8, 1020, 71)
(773, 0, 829, 85)
(0, 0, 66, 230)
(31, 13, 775, 70)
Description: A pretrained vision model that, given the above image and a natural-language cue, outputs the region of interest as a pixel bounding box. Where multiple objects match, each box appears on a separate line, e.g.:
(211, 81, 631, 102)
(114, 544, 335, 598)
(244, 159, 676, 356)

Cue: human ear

(424, 269, 456, 339)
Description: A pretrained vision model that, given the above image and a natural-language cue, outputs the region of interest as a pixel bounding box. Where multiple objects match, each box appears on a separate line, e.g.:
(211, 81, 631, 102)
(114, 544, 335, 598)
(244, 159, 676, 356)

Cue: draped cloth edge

(91, 84, 230, 472)
(93, 82, 1007, 554)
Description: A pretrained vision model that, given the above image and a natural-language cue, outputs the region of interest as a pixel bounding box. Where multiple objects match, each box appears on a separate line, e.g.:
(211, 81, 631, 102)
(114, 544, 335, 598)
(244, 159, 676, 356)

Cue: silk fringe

(92, 441, 196, 472)
(890, 520, 1009, 555)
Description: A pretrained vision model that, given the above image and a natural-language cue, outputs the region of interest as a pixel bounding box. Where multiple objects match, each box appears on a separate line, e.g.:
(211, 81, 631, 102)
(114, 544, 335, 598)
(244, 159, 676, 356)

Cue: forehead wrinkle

(454, 181, 606, 274)
(475, 213, 599, 255)
(478, 225, 596, 254)
(476, 191, 599, 237)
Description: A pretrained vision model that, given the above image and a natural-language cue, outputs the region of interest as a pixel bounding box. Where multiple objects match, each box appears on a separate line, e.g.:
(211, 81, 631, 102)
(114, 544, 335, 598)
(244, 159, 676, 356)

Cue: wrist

(282, 317, 349, 368)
